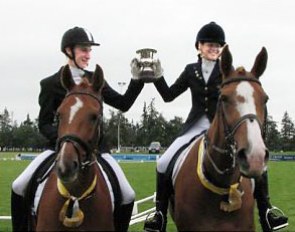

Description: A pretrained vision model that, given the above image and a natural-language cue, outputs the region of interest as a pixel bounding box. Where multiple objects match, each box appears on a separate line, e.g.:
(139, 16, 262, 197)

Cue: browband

(221, 77, 261, 88)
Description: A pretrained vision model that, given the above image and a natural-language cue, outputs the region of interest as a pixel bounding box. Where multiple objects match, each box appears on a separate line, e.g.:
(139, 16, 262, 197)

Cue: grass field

(0, 152, 294, 232)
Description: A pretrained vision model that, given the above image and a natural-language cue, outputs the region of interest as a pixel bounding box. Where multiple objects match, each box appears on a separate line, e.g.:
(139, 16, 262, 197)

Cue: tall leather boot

(144, 172, 171, 232)
(11, 190, 27, 232)
(254, 171, 288, 231)
(114, 201, 134, 232)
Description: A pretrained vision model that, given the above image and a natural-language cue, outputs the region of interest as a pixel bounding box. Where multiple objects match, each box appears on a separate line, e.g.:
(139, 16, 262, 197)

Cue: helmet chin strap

(67, 47, 84, 71)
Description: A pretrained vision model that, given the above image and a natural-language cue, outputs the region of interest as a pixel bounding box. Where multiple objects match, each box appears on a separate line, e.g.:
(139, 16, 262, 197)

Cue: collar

(196, 136, 244, 212)
(197, 136, 231, 195)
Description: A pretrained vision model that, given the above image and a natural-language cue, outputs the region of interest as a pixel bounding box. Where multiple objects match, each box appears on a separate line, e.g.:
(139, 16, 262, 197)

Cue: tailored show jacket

(154, 55, 222, 136)
(38, 66, 144, 150)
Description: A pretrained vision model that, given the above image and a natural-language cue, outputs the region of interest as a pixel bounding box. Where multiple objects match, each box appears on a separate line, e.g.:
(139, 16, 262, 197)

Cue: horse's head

(216, 45, 269, 177)
(55, 64, 104, 183)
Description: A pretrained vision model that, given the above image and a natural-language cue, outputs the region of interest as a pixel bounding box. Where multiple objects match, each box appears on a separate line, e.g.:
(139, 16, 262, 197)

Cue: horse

(34, 64, 115, 231)
(172, 45, 269, 231)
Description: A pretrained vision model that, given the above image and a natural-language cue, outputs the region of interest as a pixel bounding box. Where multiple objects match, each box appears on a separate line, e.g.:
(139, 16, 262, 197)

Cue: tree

(280, 111, 295, 151)
(0, 108, 13, 151)
(13, 115, 46, 151)
(162, 116, 183, 146)
(265, 115, 281, 151)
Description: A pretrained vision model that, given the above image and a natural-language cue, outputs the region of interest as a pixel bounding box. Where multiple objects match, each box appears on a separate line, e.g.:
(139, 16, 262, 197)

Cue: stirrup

(265, 206, 289, 231)
(144, 211, 165, 232)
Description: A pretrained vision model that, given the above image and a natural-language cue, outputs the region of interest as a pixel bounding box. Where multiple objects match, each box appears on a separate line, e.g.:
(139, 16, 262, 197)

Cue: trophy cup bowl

(136, 48, 157, 83)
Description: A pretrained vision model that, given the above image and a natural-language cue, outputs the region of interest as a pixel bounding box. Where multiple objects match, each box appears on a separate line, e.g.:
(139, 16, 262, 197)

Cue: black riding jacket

(38, 66, 144, 150)
(154, 55, 222, 135)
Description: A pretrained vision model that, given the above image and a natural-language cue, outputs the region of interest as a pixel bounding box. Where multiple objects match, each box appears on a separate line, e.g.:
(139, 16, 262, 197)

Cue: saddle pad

(33, 161, 115, 214)
(172, 135, 203, 186)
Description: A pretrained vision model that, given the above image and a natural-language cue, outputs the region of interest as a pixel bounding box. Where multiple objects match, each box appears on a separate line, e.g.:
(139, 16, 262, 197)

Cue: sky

(1, 0, 294, 126)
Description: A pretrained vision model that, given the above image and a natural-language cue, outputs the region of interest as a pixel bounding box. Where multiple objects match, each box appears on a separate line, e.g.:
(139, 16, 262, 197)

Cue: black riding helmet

(195, 22, 225, 49)
(61, 27, 100, 69)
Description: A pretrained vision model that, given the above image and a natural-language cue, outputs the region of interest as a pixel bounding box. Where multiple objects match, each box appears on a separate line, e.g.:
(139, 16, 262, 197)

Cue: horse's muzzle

(56, 155, 79, 183)
(237, 148, 269, 177)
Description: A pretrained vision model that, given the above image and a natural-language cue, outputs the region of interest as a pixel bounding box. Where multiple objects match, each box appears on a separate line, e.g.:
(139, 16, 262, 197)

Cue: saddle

(25, 152, 122, 229)
(164, 132, 205, 209)
(166, 131, 205, 183)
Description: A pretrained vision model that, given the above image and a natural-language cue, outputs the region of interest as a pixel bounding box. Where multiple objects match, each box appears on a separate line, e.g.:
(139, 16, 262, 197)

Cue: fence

(130, 192, 156, 225)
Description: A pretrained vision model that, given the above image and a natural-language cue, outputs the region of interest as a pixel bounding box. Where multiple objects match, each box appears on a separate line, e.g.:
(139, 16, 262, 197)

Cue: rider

(11, 26, 144, 232)
(143, 22, 288, 232)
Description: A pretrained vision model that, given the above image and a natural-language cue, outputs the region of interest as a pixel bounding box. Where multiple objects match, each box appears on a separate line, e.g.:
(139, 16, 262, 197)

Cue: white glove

(130, 58, 141, 80)
(153, 59, 164, 78)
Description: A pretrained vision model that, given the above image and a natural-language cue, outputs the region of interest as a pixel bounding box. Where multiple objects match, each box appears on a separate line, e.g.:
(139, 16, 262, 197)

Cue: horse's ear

(92, 64, 105, 93)
(250, 47, 268, 79)
(220, 45, 233, 78)
(61, 65, 75, 91)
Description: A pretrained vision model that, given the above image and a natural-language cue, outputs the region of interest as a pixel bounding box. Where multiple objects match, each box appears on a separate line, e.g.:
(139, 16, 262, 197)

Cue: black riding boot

(114, 201, 134, 232)
(11, 190, 27, 232)
(144, 172, 170, 232)
(254, 171, 288, 232)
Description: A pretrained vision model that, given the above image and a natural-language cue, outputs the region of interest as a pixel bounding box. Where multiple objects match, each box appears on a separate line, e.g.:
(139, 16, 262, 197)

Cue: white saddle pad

(172, 135, 203, 186)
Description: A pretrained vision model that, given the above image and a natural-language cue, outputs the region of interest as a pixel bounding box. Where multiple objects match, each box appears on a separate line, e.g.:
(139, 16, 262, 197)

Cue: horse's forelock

(235, 66, 246, 76)
(80, 78, 91, 87)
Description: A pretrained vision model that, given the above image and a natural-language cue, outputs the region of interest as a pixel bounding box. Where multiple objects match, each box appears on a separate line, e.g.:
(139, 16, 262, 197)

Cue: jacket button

(204, 87, 208, 91)
(205, 108, 208, 112)
(205, 97, 208, 101)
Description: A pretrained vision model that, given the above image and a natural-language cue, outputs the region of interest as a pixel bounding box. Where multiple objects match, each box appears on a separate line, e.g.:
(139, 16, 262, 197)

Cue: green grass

(0, 152, 294, 231)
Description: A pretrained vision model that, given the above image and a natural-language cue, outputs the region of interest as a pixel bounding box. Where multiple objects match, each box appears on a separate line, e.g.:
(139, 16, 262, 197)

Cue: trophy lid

(136, 48, 157, 59)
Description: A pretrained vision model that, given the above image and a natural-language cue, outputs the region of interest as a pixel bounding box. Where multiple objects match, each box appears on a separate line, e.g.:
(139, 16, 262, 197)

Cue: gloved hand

(152, 59, 164, 79)
(130, 58, 141, 80)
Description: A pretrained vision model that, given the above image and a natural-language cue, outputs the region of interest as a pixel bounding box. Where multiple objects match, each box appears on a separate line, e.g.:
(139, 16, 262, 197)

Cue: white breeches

(12, 150, 135, 205)
(157, 116, 210, 173)
(101, 153, 135, 204)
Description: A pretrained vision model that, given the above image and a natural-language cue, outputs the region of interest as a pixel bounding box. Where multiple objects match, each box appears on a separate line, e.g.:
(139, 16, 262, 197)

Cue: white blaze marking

(69, 97, 83, 124)
(236, 82, 265, 154)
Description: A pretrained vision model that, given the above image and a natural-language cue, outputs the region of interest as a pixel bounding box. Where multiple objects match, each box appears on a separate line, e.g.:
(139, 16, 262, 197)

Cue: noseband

(205, 77, 265, 175)
(56, 91, 103, 169)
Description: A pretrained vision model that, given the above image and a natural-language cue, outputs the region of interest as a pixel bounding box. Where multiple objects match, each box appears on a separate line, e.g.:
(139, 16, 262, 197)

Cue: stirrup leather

(265, 206, 288, 231)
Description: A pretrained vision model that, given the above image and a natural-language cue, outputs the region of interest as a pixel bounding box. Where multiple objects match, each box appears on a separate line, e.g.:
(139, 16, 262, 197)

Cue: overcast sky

(1, 0, 294, 126)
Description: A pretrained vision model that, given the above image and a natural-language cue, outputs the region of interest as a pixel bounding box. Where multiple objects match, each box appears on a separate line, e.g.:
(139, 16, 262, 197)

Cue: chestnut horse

(35, 65, 114, 231)
(172, 46, 269, 231)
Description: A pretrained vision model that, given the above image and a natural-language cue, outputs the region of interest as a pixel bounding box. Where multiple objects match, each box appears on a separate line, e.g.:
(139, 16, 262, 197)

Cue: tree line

(0, 100, 294, 152)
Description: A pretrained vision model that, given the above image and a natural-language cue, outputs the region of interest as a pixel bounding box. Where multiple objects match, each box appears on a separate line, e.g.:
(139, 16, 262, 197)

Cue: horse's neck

(63, 167, 97, 196)
(205, 114, 239, 187)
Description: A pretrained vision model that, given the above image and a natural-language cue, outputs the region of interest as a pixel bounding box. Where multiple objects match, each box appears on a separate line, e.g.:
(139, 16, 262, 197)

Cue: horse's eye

(264, 95, 269, 104)
(89, 113, 99, 123)
(220, 95, 228, 102)
(55, 112, 61, 121)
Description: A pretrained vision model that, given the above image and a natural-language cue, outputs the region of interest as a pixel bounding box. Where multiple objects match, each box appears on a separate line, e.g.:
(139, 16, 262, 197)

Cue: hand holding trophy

(131, 48, 163, 83)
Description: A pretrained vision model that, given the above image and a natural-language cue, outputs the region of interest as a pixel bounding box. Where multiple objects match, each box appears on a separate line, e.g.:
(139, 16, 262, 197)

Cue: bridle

(205, 77, 266, 175)
(56, 91, 103, 169)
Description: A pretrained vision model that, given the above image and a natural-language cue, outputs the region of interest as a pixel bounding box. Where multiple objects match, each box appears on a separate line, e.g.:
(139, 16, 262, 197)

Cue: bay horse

(35, 65, 115, 231)
(172, 45, 269, 231)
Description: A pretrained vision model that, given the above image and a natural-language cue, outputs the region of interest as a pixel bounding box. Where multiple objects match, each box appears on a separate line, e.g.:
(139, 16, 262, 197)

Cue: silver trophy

(136, 48, 157, 82)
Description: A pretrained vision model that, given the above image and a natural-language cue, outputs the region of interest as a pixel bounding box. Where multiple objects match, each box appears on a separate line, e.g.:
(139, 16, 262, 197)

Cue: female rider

(144, 22, 288, 232)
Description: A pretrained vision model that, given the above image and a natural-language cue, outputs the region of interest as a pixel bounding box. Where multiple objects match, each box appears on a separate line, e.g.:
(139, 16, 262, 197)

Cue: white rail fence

(0, 192, 157, 226)
(130, 192, 156, 225)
